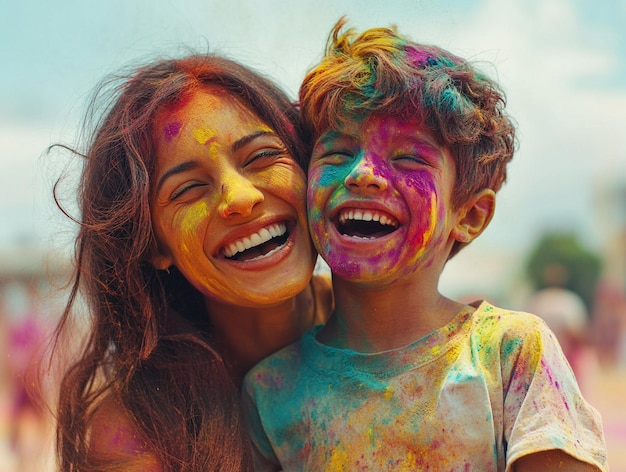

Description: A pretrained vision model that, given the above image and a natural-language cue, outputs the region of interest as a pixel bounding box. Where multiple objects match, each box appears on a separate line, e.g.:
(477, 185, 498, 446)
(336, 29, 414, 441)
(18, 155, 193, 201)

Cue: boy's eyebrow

(315, 130, 351, 146)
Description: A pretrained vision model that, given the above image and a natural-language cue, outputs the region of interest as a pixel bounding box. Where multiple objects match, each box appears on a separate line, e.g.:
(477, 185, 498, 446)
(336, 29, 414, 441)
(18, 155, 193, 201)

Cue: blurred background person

(525, 262, 593, 391)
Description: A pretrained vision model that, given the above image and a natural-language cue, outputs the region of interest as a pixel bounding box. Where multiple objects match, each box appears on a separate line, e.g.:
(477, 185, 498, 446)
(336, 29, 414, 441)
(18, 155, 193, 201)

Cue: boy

(242, 19, 607, 471)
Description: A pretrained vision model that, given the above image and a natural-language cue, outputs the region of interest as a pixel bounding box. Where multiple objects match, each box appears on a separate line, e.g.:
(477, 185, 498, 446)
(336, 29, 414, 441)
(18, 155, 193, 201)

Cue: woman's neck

(205, 285, 314, 384)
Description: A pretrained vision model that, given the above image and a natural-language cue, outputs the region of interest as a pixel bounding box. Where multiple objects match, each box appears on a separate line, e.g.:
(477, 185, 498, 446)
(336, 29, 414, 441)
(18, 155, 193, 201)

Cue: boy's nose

(218, 173, 264, 218)
(344, 157, 388, 193)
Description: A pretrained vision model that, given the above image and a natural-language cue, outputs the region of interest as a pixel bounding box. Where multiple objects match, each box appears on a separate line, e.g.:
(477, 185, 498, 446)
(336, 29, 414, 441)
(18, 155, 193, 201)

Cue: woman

(51, 53, 333, 471)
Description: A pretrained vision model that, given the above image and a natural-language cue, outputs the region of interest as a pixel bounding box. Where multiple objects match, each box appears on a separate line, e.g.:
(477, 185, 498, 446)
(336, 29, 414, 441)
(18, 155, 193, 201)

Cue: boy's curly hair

(300, 18, 516, 219)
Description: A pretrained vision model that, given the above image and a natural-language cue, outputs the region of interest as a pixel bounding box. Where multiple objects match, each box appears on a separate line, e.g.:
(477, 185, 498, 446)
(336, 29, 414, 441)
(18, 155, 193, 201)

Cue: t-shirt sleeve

(241, 374, 282, 472)
(499, 314, 607, 471)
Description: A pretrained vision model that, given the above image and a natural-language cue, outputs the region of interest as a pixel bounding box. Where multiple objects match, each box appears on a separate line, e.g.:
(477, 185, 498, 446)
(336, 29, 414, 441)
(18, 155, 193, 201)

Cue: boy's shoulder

(243, 325, 320, 391)
(472, 301, 549, 328)
(469, 300, 558, 353)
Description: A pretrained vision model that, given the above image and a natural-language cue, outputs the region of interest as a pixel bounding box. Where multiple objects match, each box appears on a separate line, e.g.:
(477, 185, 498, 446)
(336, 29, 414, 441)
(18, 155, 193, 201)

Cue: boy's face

(307, 113, 464, 286)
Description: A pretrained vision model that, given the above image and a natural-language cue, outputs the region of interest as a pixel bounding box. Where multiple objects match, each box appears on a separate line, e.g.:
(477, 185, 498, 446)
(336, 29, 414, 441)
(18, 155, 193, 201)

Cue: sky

(1, 0, 625, 265)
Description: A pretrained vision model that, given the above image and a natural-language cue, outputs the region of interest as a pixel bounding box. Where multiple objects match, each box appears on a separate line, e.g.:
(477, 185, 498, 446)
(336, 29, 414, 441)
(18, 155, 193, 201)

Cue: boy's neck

(319, 276, 465, 353)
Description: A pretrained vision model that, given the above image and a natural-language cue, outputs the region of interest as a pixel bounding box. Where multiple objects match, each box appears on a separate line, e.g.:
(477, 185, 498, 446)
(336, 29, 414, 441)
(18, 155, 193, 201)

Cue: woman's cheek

(258, 166, 307, 209)
(174, 201, 211, 254)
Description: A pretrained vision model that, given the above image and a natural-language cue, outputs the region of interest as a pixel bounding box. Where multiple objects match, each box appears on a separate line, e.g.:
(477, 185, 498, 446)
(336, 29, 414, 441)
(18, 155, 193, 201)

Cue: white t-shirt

(243, 301, 607, 471)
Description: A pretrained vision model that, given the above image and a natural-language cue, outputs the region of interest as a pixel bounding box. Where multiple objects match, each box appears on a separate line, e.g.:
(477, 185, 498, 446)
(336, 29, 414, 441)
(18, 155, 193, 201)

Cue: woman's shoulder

(89, 392, 162, 471)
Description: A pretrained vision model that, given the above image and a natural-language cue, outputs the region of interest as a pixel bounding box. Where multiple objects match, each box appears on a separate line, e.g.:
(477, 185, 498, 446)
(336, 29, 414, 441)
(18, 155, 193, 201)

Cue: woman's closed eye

(170, 182, 208, 201)
(245, 148, 290, 168)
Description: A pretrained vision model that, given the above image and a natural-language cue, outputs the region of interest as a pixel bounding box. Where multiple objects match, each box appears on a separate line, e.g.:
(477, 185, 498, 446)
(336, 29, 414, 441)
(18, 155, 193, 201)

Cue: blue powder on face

(317, 166, 347, 188)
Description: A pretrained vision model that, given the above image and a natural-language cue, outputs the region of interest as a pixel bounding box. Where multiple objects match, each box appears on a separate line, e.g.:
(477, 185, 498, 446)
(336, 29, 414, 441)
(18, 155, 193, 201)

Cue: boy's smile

(307, 113, 464, 286)
(334, 207, 399, 239)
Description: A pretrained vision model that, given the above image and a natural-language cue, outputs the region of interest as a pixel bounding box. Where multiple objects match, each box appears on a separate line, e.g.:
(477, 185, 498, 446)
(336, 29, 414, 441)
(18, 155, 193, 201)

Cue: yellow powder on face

(192, 127, 216, 145)
(192, 127, 222, 158)
(409, 192, 438, 265)
(423, 192, 438, 243)
(220, 172, 262, 210)
(178, 200, 211, 256)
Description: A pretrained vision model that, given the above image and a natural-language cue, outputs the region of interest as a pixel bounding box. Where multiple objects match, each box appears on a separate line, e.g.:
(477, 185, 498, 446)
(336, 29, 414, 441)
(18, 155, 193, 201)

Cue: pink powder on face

(164, 122, 182, 142)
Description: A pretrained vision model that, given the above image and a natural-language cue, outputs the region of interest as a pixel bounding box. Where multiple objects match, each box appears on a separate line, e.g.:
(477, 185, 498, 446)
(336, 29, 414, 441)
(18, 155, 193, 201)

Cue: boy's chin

(322, 258, 400, 285)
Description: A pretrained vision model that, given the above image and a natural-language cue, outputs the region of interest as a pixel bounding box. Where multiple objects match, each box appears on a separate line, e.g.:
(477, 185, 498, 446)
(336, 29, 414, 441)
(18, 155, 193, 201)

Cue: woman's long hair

(52, 53, 310, 471)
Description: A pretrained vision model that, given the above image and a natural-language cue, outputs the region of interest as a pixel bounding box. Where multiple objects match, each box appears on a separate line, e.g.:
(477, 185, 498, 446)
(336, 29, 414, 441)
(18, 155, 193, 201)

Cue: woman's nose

(218, 173, 264, 218)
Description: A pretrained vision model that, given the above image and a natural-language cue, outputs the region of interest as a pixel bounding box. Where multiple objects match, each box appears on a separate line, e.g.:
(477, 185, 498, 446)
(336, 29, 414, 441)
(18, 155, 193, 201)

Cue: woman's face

(150, 87, 315, 307)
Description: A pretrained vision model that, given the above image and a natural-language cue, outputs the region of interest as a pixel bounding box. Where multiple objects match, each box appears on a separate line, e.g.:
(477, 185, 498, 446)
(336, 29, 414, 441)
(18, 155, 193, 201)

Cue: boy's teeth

(223, 223, 287, 258)
(338, 209, 398, 226)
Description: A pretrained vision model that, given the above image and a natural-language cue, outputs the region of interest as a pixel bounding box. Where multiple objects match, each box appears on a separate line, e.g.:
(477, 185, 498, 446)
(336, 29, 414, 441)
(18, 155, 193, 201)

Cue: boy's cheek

(306, 197, 325, 238)
(305, 180, 327, 245)
(306, 210, 328, 256)
(308, 163, 347, 189)
(306, 170, 328, 213)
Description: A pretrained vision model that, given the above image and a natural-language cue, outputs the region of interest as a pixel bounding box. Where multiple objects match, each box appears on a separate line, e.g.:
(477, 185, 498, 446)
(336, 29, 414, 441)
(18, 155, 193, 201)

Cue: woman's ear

(452, 189, 496, 244)
(147, 244, 174, 271)
(149, 253, 173, 271)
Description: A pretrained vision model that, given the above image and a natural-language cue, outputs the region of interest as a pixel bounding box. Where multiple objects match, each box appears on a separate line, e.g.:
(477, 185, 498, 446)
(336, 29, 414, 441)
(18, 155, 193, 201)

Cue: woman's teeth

(223, 223, 287, 258)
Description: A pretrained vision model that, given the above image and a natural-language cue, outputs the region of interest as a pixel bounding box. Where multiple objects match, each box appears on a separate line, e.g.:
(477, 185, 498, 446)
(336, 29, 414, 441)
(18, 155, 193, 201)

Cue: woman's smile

(150, 87, 315, 305)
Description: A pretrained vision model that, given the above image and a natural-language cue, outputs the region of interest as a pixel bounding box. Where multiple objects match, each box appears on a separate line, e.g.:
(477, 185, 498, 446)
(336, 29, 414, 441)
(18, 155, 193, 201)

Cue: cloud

(1, 0, 624, 253)
(0, 122, 78, 247)
(433, 0, 626, 250)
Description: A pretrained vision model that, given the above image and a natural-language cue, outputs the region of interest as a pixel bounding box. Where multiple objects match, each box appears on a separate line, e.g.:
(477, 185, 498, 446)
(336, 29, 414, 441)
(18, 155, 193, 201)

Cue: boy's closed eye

(315, 149, 355, 165)
(391, 154, 431, 169)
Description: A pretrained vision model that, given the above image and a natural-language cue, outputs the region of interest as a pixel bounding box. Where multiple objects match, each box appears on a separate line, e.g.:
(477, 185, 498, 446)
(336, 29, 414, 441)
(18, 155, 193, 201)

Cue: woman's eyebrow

(231, 130, 276, 152)
(156, 160, 199, 193)
(156, 130, 277, 193)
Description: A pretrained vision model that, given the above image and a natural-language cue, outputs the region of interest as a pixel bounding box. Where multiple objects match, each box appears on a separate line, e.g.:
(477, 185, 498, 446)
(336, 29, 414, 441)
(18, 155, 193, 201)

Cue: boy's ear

(452, 189, 496, 244)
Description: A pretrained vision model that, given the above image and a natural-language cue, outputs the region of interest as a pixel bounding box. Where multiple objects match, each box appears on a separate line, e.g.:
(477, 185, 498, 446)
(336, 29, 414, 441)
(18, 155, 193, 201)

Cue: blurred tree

(525, 232, 602, 313)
